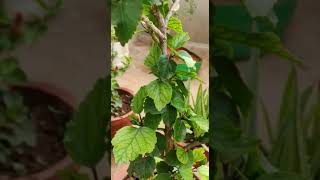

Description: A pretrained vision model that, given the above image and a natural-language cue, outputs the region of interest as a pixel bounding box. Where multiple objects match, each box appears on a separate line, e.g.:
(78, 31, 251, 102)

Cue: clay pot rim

(111, 87, 134, 122)
(1, 81, 77, 180)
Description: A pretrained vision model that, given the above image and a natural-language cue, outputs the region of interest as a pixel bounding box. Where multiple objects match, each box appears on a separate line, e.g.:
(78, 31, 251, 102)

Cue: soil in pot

(111, 88, 133, 137)
(111, 89, 133, 117)
(0, 86, 73, 177)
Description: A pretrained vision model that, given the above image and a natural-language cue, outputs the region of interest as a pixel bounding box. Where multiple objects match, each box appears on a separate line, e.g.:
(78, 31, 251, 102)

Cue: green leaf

(64, 78, 108, 167)
(214, 26, 301, 64)
(112, 0, 143, 45)
(190, 115, 209, 134)
(112, 126, 157, 163)
(179, 164, 193, 180)
(147, 80, 172, 111)
(171, 89, 186, 112)
(155, 132, 167, 154)
(176, 147, 189, 164)
(155, 173, 172, 180)
(176, 50, 196, 68)
(257, 172, 305, 180)
(197, 165, 209, 180)
(162, 105, 177, 127)
(158, 56, 177, 80)
(213, 56, 253, 116)
(144, 42, 162, 69)
(0, 57, 27, 84)
(168, 16, 183, 33)
(168, 32, 190, 49)
(271, 67, 310, 176)
(156, 161, 171, 173)
(192, 148, 206, 163)
(144, 97, 161, 114)
(176, 80, 188, 96)
(127, 156, 156, 179)
(58, 168, 90, 180)
(144, 113, 162, 130)
(165, 150, 181, 166)
(212, 115, 258, 161)
(173, 119, 186, 142)
(194, 84, 205, 117)
(131, 86, 147, 113)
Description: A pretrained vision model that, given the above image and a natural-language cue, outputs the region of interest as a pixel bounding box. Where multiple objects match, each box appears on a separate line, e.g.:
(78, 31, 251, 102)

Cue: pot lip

(10, 81, 77, 109)
(1, 81, 78, 180)
(111, 87, 134, 121)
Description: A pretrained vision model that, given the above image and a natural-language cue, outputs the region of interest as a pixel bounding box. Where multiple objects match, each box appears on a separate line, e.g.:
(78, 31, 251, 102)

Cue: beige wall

(179, 0, 209, 44)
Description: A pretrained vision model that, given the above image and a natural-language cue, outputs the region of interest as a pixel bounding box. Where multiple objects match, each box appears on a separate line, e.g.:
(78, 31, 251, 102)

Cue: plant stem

(165, 124, 174, 153)
(91, 167, 99, 180)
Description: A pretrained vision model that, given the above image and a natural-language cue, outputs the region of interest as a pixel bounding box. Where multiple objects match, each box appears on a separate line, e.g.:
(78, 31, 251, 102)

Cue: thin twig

(165, 0, 181, 24)
(141, 16, 166, 40)
(151, 5, 167, 54)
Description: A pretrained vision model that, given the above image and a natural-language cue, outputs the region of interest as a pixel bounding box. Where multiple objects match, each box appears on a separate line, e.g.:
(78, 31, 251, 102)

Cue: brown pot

(111, 87, 134, 137)
(0, 82, 78, 180)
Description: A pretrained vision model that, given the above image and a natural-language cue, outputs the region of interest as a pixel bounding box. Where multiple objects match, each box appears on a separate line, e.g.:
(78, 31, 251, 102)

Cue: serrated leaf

(176, 147, 189, 164)
(144, 97, 161, 114)
(146, 80, 172, 111)
(197, 165, 209, 180)
(168, 32, 190, 49)
(190, 115, 209, 135)
(168, 16, 183, 33)
(162, 105, 177, 127)
(144, 42, 162, 69)
(64, 78, 108, 167)
(112, 0, 143, 45)
(112, 126, 157, 163)
(176, 50, 196, 68)
(171, 88, 186, 112)
(158, 56, 177, 80)
(173, 119, 186, 142)
(193, 148, 206, 163)
(166, 150, 181, 166)
(144, 113, 162, 130)
(127, 156, 156, 179)
(131, 86, 147, 113)
(156, 161, 171, 173)
(155, 132, 167, 154)
(214, 26, 301, 64)
(155, 173, 172, 180)
(179, 164, 193, 180)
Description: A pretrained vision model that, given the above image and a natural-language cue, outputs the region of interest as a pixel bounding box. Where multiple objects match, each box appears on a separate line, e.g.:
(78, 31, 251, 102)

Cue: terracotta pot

(0, 82, 78, 180)
(111, 87, 134, 137)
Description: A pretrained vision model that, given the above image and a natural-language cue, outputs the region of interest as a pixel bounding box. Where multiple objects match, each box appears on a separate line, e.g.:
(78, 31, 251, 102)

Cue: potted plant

(111, 26, 134, 137)
(110, 0, 209, 179)
(0, 1, 78, 180)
